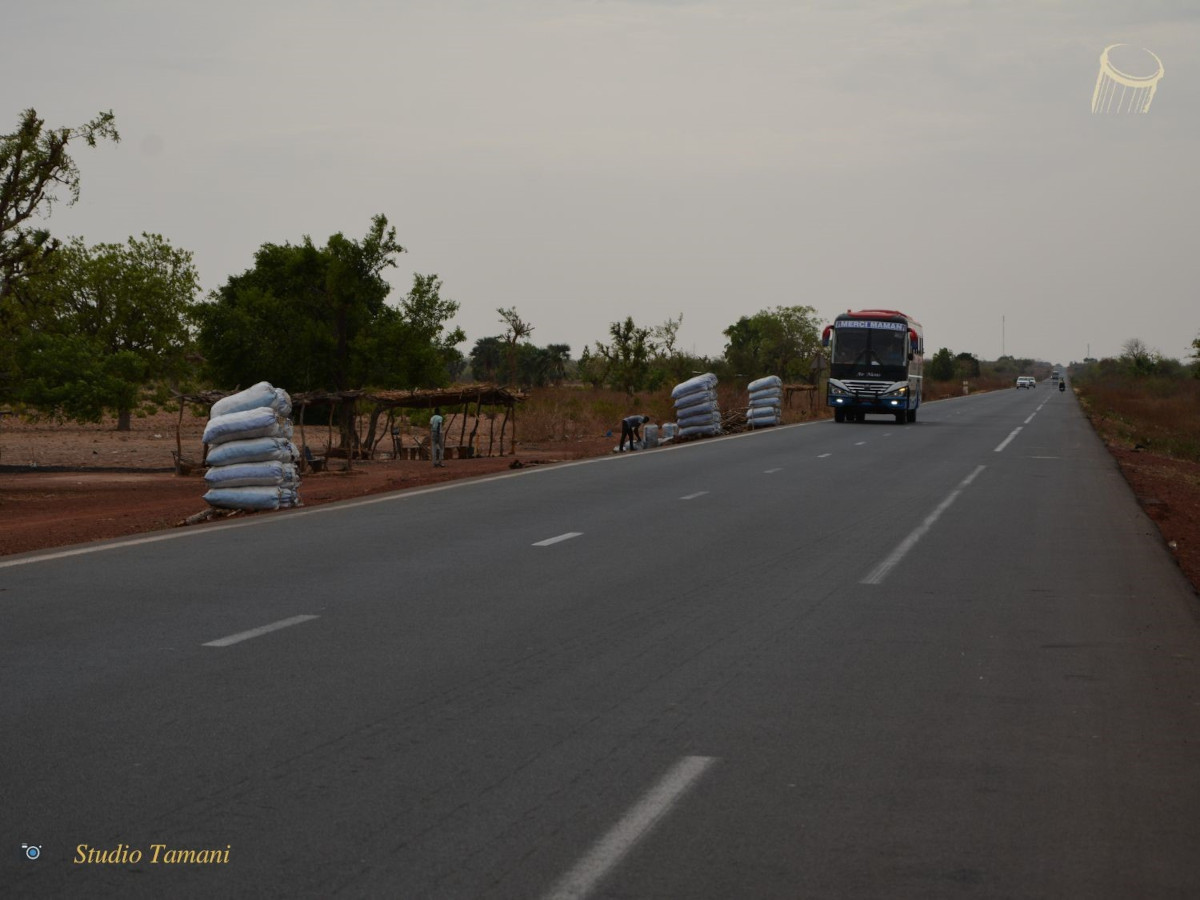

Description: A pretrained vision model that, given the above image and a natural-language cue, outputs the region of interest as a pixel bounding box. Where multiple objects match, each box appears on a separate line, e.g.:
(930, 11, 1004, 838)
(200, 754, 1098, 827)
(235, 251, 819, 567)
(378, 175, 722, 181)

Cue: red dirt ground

(0, 411, 615, 558)
(2, 409, 1198, 596)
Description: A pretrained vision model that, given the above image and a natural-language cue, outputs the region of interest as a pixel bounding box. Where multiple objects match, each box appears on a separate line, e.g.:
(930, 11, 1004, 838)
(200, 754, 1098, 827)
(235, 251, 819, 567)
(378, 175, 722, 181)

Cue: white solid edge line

(203, 614, 319, 648)
(2, 419, 839, 570)
(763, 468, 783, 474)
(861, 465, 986, 585)
(533, 532, 583, 547)
(680, 491, 708, 500)
(541, 755, 717, 900)
(994, 426, 1022, 453)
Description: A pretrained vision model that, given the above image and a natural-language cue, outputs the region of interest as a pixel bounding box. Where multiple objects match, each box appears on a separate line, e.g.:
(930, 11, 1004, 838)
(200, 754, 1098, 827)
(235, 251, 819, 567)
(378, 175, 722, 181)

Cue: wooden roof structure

(289, 384, 526, 410)
(174, 384, 528, 466)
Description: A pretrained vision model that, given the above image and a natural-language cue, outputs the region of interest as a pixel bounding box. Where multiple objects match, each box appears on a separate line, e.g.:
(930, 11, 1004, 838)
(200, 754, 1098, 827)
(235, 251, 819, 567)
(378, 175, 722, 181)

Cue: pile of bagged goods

(746, 375, 782, 428)
(201, 382, 301, 511)
(672, 372, 721, 438)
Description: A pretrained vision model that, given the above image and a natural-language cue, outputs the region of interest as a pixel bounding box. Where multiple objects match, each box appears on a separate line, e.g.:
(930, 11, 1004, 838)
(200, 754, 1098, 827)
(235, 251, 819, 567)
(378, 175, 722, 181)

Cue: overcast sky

(5, 0, 1198, 365)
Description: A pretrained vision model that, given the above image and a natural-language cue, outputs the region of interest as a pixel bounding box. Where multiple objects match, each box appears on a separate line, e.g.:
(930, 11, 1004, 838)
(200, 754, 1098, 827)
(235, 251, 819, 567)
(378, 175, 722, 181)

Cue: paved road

(4, 386, 1199, 898)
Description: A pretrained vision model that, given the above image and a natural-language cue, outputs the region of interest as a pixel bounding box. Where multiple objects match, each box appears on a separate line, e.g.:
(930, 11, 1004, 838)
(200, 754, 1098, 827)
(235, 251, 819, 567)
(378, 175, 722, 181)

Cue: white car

(1016, 376, 1036, 389)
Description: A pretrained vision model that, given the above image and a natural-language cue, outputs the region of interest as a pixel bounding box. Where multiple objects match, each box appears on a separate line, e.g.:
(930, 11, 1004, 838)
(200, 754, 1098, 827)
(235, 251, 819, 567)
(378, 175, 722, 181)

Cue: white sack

(205, 437, 299, 467)
(205, 461, 298, 489)
(671, 373, 717, 400)
(203, 485, 301, 511)
(211, 382, 292, 418)
(203, 407, 292, 446)
(673, 389, 718, 412)
(679, 423, 720, 437)
(747, 375, 782, 392)
(748, 387, 783, 403)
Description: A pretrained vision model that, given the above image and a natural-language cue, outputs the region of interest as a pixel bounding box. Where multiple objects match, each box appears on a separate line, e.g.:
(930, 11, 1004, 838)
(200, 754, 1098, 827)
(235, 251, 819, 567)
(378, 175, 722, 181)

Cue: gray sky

(5, 0, 1198, 365)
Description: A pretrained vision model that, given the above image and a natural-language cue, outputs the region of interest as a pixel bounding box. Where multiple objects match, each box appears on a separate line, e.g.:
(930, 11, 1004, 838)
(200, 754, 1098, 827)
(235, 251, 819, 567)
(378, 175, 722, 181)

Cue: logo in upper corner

(1091, 44, 1164, 113)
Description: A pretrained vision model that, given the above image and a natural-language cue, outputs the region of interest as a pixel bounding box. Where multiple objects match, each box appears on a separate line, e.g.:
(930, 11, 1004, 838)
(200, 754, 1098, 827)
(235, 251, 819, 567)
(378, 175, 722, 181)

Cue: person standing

(619, 414, 651, 452)
(430, 407, 445, 467)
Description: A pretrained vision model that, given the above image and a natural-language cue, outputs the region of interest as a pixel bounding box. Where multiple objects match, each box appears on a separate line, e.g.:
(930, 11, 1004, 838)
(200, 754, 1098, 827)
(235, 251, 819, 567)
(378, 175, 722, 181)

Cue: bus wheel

(834, 409, 846, 423)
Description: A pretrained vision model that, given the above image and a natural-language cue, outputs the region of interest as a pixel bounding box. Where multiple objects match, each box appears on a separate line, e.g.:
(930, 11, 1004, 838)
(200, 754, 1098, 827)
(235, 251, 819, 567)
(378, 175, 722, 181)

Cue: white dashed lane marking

(203, 615, 320, 648)
(533, 532, 583, 547)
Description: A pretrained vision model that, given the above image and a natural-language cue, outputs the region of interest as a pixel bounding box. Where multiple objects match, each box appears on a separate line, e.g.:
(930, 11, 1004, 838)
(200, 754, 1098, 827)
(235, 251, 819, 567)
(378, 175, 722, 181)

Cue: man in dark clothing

(619, 414, 651, 452)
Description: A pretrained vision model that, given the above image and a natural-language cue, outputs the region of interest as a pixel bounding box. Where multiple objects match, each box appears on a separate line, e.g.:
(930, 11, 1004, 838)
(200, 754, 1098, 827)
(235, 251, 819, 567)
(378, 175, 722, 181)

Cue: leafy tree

(544, 343, 571, 385)
(954, 352, 980, 379)
(1120, 337, 1161, 376)
(470, 336, 505, 382)
(15, 233, 199, 428)
(722, 305, 821, 382)
(593, 316, 656, 395)
(928, 347, 955, 381)
(1, 108, 119, 301)
(497, 306, 534, 384)
(392, 273, 466, 386)
(194, 215, 462, 447)
(195, 215, 401, 391)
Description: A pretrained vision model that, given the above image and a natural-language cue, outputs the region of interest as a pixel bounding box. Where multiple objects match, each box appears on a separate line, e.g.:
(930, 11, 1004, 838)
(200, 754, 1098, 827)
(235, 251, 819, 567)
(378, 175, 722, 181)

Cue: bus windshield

(833, 326, 907, 368)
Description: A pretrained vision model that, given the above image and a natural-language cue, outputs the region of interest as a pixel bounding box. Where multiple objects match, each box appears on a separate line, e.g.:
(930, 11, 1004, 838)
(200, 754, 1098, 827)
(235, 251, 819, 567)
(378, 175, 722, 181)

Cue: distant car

(1016, 376, 1036, 389)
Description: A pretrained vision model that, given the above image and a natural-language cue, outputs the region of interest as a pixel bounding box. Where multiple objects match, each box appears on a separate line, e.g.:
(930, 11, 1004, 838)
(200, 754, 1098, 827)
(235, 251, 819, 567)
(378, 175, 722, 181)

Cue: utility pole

(1002, 315, 1006, 357)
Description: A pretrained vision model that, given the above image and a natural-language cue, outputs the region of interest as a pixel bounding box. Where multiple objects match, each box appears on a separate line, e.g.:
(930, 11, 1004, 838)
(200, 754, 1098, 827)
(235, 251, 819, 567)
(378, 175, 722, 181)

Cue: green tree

(1191, 334, 1200, 379)
(954, 352, 980, 379)
(594, 316, 656, 395)
(391, 273, 465, 386)
(16, 233, 199, 428)
(1, 108, 119, 300)
(1, 108, 120, 392)
(928, 347, 955, 381)
(470, 336, 505, 382)
(195, 215, 401, 390)
(722, 305, 821, 382)
(193, 215, 419, 447)
(498, 306, 534, 384)
(1120, 337, 1161, 376)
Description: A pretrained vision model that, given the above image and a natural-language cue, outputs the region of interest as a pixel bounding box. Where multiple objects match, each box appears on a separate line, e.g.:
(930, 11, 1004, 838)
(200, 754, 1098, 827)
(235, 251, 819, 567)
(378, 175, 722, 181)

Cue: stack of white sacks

(672, 372, 721, 438)
(746, 375, 783, 428)
(201, 382, 301, 511)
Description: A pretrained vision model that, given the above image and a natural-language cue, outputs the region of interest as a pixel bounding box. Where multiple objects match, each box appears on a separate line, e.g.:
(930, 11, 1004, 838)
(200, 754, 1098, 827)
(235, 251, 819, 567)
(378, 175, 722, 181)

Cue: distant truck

(821, 309, 924, 423)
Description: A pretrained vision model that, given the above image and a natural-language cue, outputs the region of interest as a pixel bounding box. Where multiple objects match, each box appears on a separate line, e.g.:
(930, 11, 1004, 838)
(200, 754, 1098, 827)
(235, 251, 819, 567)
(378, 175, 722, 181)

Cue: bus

(821, 309, 924, 423)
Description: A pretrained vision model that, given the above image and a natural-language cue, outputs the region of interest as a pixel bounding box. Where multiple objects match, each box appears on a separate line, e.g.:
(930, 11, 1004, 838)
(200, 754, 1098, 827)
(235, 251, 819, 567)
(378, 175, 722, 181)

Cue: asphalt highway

(3, 384, 1199, 898)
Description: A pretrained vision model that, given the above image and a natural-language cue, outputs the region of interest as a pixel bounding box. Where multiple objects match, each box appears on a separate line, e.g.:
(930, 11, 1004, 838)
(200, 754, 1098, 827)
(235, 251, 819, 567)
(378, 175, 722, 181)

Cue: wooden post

(486, 408, 495, 458)
(174, 396, 185, 475)
(498, 405, 511, 456)
(298, 402, 308, 470)
(469, 394, 483, 455)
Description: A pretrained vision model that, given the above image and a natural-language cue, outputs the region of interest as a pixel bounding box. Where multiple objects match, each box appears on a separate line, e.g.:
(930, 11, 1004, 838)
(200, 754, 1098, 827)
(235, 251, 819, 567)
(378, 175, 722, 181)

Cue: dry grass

(1075, 375, 1200, 463)
(923, 375, 1015, 401)
(514, 383, 829, 443)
